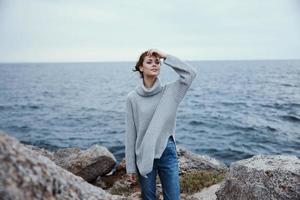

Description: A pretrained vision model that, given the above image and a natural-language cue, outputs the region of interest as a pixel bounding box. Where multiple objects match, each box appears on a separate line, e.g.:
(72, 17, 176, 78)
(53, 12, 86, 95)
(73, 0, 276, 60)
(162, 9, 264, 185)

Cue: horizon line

(1, 58, 300, 64)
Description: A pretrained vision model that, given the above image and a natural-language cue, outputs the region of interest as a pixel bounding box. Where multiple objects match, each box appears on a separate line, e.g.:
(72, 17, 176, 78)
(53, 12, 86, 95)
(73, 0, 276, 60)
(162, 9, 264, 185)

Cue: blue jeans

(137, 135, 180, 200)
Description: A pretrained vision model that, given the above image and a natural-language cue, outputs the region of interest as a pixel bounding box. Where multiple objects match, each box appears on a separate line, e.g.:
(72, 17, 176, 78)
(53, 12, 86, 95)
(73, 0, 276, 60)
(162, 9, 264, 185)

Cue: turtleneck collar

(135, 77, 163, 97)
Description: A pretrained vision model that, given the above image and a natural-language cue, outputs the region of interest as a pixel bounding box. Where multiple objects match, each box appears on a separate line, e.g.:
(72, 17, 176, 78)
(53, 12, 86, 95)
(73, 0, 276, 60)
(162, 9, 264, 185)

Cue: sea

(0, 59, 299, 166)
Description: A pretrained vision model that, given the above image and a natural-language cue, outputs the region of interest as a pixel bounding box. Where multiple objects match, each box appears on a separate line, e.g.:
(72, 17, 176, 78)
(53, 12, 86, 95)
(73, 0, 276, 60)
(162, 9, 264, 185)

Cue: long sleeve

(163, 54, 197, 103)
(125, 95, 138, 173)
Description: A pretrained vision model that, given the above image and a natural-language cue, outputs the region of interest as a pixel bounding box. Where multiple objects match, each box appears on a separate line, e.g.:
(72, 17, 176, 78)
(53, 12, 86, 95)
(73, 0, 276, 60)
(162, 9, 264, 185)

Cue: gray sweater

(125, 54, 197, 178)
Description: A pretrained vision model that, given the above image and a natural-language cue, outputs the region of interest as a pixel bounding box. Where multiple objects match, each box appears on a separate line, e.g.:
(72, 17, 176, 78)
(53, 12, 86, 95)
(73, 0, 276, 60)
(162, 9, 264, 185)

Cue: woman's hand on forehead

(147, 49, 167, 59)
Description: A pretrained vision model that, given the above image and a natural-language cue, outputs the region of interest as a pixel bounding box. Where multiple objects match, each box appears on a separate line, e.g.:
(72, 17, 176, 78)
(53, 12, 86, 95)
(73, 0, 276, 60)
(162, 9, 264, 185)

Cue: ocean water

(0, 59, 299, 166)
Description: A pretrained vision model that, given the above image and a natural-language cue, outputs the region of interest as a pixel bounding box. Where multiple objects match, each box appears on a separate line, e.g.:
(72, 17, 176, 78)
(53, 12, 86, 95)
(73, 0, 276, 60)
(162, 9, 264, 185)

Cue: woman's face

(140, 55, 161, 78)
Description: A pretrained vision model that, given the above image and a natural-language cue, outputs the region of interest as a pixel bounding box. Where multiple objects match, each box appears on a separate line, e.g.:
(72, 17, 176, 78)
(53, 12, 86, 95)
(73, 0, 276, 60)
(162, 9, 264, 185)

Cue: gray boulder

(53, 145, 116, 182)
(216, 155, 300, 200)
(0, 132, 125, 200)
(177, 145, 228, 174)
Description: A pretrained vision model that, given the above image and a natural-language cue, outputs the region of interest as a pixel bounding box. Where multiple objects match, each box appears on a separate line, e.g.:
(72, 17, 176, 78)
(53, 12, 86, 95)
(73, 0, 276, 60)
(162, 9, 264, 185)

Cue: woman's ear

(139, 66, 143, 72)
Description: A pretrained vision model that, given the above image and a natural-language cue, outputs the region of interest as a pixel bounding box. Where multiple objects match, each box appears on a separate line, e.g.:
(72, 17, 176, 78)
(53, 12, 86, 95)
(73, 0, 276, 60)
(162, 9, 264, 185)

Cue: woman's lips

(151, 69, 158, 72)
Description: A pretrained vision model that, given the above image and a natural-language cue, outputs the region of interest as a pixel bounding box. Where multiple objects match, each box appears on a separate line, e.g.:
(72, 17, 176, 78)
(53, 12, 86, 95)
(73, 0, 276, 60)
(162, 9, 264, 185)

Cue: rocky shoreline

(0, 132, 299, 200)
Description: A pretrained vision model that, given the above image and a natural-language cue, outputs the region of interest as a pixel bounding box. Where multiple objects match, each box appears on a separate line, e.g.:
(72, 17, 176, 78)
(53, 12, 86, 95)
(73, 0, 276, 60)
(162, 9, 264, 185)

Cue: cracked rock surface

(0, 133, 125, 200)
(216, 155, 300, 200)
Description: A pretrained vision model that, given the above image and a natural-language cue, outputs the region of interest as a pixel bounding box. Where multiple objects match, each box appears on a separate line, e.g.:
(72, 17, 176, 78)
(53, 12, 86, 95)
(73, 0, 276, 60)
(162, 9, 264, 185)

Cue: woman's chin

(146, 73, 159, 78)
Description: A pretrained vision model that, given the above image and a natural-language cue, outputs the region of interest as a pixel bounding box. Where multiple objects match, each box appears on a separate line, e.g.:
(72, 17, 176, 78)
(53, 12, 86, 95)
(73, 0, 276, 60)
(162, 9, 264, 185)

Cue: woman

(125, 49, 197, 200)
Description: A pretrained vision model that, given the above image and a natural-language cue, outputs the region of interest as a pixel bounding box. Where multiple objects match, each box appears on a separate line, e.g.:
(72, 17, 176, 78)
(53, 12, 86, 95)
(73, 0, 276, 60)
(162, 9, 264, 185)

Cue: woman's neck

(143, 76, 157, 88)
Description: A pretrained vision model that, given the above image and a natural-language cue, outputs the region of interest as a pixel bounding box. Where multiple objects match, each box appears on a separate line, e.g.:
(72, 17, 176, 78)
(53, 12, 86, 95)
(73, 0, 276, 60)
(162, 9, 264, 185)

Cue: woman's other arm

(125, 95, 138, 174)
(147, 49, 197, 103)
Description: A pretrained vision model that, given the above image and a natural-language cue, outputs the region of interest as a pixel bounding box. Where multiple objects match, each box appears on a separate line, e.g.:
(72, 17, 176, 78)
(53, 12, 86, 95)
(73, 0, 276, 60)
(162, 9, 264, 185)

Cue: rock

(107, 178, 139, 197)
(24, 144, 54, 160)
(177, 145, 228, 174)
(186, 183, 222, 200)
(127, 192, 142, 199)
(53, 145, 116, 182)
(216, 155, 300, 200)
(0, 132, 125, 200)
(94, 176, 112, 189)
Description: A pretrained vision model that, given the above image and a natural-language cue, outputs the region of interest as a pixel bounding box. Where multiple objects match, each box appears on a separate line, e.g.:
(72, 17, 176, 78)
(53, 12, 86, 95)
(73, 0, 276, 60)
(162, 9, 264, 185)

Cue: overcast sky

(0, 0, 299, 62)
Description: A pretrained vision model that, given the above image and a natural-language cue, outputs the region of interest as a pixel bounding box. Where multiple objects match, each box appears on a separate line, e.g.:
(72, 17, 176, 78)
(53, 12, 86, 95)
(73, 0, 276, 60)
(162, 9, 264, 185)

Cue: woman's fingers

(132, 175, 136, 182)
(130, 176, 136, 184)
(147, 49, 154, 56)
(128, 174, 137, 183)
(147, 49, 163, 58)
